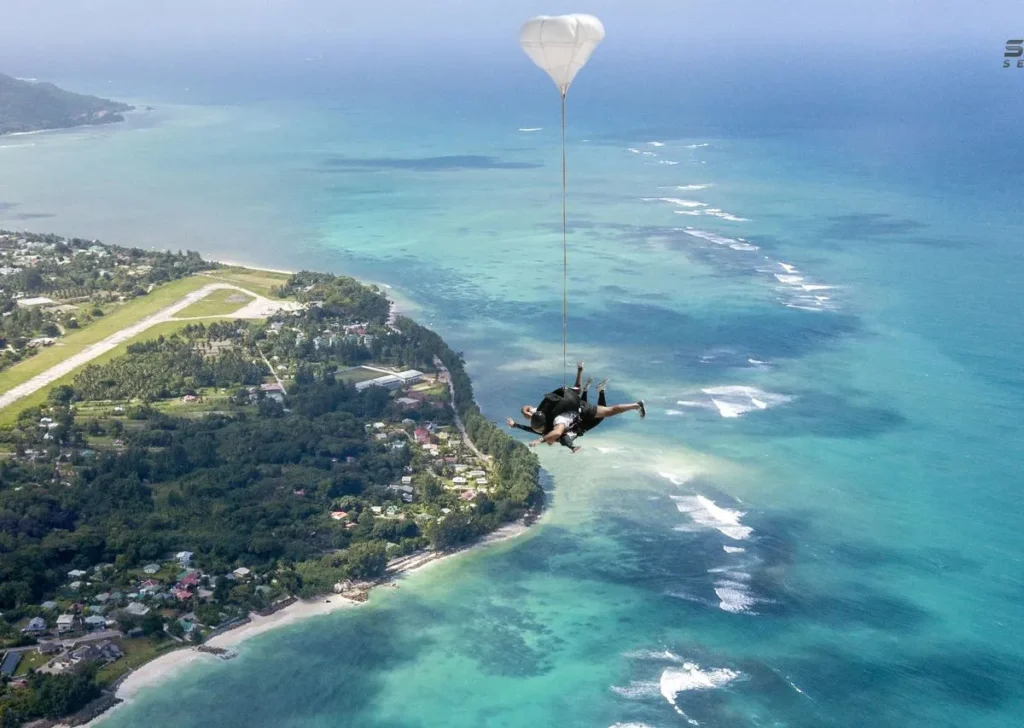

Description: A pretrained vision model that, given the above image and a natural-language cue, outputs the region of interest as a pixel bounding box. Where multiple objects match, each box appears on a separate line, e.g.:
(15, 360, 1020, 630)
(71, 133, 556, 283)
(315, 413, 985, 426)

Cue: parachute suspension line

(561, 89, 568, 389)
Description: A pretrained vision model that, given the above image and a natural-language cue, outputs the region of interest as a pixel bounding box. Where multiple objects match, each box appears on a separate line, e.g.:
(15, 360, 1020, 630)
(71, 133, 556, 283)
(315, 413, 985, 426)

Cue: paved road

(433, 356, 490, 462)
(0, 283, 300, 413)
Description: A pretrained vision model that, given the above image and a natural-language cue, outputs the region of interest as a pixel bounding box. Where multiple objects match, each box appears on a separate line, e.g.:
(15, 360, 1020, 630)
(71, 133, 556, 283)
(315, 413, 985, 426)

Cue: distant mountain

(0, 73, 134, 135)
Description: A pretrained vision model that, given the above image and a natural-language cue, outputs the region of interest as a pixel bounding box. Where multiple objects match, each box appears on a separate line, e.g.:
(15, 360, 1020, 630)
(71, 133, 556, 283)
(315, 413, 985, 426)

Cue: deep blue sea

(1, 40, 1023, 727)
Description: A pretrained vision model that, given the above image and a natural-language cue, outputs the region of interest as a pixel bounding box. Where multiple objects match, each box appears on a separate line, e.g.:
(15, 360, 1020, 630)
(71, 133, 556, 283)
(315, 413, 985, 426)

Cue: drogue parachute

(518, 13, 605, 388)
(519, 14, 605, 96)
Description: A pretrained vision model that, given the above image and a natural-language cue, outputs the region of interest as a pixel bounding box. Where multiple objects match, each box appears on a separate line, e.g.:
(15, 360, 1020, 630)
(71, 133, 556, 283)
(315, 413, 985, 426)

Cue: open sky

(0, 1, 1016, 58)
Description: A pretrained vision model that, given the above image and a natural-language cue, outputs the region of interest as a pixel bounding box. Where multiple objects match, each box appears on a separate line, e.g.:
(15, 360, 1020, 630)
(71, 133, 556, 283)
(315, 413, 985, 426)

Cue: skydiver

(507, 363, 645, 452)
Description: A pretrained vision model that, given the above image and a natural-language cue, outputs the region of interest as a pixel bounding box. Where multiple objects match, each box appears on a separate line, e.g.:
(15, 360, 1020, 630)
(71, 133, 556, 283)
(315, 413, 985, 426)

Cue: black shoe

(638, 400, 646, 418)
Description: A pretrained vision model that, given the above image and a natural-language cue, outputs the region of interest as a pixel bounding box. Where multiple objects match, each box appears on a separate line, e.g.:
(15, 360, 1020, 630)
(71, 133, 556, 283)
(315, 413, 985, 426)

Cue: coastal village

(0, 249, 539, 726)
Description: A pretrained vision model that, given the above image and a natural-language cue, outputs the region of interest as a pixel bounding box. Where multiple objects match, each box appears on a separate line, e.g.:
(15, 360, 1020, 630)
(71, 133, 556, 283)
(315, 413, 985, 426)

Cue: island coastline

(76, 520, 534, 727)
(0, 237, 544, 728)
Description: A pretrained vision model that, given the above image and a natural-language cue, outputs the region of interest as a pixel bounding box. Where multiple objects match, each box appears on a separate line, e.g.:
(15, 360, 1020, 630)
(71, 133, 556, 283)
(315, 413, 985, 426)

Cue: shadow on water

(819, 213, 967, 250)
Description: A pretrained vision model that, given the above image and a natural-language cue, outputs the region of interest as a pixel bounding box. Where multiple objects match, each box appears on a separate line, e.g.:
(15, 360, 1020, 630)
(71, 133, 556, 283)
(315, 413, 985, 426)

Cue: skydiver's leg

(595, 401, 646, 419)
(598, 389, 606, 407)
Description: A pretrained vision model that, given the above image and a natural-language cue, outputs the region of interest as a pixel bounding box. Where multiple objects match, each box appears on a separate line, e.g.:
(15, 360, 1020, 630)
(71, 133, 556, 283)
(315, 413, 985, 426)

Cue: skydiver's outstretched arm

(507, 417, 535, 433)
(530, 423, 568, 447)
(574, 361, 584, 390)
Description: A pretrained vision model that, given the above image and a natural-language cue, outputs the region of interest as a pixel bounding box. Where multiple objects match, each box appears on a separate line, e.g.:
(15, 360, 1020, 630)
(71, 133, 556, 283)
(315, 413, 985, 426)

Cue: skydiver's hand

(529, 439, 540, 447)
(506, 417, 515, 428)
(577, 360, 584, 369)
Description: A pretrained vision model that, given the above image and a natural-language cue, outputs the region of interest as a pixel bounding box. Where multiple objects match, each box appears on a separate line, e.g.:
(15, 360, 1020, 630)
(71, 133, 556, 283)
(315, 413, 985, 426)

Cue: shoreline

(80, 520, 534, 727)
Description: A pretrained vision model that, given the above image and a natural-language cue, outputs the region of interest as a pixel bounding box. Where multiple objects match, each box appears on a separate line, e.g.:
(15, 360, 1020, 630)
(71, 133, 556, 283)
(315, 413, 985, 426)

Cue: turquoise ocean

(1, 40, 1023, 727)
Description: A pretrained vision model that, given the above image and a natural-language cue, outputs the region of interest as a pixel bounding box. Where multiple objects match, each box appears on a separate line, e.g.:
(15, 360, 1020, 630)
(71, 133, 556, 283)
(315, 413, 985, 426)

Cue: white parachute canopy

(519, 14, 605, 95)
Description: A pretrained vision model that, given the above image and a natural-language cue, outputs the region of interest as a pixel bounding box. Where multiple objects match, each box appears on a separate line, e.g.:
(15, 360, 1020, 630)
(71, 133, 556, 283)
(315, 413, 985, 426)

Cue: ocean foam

(665, 409, 686, 416)
(628, 148, 642, 154)
(684, 143, 710, 148)
(672, 495, 753, 540)
(624, 649, 685, 663)
(660, 664, 741, 724)
(699, 385, 793, 418)
(682, 228, 738, 246)
(676, 184, 712, 190)
(714, 582, 757, 613)
(649, 197, 707, 208)
(611, 681, 662, 699)
(774, 274, 805, 285)
(659, 471, 695, 487)
(648, 141, 665, 147)
(658, 160, 679, 165)
(642, 151, 657, 156)
(722, 545, 746, 554)
(609, 723, 658, 728)
(729, 242, 759, 251)
(778, 262, 799, 273)
(518, 127, 543, 132)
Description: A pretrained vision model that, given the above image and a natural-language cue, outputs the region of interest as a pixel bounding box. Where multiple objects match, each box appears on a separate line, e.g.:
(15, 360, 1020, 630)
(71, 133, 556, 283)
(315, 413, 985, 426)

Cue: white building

(355, 374, 403, 392)
(396, 370, 424, 385)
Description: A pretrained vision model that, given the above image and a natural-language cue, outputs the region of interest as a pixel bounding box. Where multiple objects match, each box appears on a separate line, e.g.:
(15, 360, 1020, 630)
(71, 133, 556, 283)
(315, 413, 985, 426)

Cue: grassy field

(338, 366, 386, 384)
(13, 650, 49, 676)
(174, 288, 254, 319)
(0, 318, 234, 426)
(203, 266, 291, 299)
(0, 276, 211, 398)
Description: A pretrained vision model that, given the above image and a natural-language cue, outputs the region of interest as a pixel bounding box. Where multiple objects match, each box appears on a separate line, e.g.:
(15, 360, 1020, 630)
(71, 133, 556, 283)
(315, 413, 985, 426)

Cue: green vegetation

(174, 288, 254, 319)
(0, 319, 232, 427)
(0, 231, 215, 378)
(205, 267, 291, 299)
(0, 266, 541, 725)
(0, 664, 100, 725)
(0, 73, 133, 135)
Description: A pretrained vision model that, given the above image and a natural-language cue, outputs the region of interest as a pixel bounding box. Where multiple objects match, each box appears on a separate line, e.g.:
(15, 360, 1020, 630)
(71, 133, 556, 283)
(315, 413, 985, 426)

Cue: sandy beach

(81, 519, 534, 727)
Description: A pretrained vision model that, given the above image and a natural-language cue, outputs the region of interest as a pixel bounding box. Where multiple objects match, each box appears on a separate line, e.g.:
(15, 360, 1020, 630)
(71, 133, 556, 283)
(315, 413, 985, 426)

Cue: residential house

(67, 569, 88, 579)
(22, 617, 47, 634)
(330, 511, 349, 521)
(396, 397, 420, 408)
(401, 476, 413, 486)
(370, 506, 383, 515)
(175, 551, 194, 566)
(84, 615, 107, 630)
(56, 614, 77, 634)
(124, 602, 151, 617)
(452, 477, 468, 486)
(467, 470, 486, 479)
(232, 567, 251, 579)
(68, 581, 83, 590)
(476, 478, 488, 486)
(260, 383, 285, 402)
(68, 641, 122, 666)
(40, 601, 58, 611)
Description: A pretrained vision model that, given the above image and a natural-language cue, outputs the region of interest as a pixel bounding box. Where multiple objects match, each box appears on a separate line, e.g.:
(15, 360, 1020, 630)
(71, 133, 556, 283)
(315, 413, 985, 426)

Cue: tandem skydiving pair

(507, 362, 645, 453)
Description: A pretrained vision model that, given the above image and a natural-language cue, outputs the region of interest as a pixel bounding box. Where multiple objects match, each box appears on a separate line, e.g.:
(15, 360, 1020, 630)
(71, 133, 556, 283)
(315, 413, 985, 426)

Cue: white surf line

(0, 283, 299, 412)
